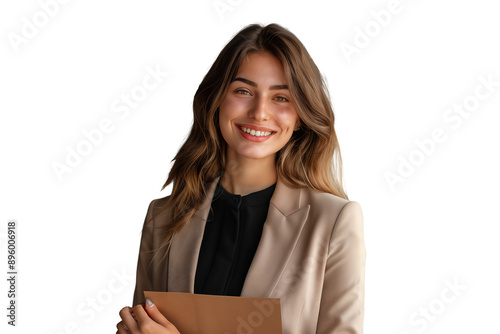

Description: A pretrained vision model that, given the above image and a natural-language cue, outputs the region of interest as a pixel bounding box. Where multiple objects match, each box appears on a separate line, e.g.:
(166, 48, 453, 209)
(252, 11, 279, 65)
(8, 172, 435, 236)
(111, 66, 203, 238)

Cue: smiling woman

(218, 51, 300, 193)
(117, 23, 366, 334)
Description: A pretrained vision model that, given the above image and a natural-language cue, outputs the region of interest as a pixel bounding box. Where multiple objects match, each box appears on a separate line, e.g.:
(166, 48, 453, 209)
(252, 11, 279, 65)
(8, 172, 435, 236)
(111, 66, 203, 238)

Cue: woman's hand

(116, 298, 180, 334)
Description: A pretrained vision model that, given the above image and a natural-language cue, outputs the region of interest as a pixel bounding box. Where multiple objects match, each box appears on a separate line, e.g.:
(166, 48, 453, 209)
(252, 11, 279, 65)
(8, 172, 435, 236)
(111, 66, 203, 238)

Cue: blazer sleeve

(316, 200, 366, 334)
(132, 199, 156, 306)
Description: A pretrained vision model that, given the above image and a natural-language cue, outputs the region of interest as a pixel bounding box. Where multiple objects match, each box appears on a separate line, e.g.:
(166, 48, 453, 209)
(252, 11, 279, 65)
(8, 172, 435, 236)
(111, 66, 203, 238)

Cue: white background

(1, 0, 499, 333)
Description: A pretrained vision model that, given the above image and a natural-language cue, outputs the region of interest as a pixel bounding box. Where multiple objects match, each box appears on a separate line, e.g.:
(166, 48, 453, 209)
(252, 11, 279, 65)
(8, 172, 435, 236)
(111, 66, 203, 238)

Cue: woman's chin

(234, 149, 276, 161)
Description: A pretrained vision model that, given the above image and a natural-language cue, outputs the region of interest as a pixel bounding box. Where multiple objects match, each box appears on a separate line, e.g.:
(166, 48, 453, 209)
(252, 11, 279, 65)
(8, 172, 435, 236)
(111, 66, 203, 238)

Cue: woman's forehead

(234, 52, 287, 85)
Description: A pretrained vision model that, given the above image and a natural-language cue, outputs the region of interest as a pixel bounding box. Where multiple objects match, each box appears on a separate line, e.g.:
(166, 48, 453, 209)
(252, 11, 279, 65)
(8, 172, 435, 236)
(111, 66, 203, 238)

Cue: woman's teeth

(240, 126, 273, 137)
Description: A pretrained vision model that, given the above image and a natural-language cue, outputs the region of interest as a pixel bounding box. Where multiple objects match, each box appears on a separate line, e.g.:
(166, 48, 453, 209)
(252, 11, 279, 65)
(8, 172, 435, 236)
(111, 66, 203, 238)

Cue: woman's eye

(236, 89, 251, 95)
(275, 96, 289, 102)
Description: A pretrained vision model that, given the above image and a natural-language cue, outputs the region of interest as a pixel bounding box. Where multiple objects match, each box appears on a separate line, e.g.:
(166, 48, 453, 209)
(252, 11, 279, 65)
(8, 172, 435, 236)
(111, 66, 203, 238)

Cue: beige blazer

(133, 175, 366, 334)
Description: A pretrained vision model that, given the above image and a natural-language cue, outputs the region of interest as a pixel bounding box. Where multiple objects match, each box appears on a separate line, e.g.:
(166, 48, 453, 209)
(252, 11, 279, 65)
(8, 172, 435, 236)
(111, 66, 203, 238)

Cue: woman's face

(218, 51, 299, 163)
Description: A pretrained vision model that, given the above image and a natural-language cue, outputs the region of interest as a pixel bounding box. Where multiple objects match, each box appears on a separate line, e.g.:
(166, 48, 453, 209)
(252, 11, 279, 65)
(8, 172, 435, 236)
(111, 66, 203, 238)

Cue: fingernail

(145, 297, 154, 308)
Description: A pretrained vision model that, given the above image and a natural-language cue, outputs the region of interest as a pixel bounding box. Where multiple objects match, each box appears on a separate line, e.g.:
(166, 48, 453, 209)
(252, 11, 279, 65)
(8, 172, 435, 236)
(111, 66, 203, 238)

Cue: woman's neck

(221, 153, 277, 196)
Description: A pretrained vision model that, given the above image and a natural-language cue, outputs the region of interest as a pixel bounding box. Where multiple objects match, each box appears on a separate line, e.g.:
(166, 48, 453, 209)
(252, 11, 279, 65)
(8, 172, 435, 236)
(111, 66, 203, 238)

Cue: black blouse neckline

(214, 176, 277, 208)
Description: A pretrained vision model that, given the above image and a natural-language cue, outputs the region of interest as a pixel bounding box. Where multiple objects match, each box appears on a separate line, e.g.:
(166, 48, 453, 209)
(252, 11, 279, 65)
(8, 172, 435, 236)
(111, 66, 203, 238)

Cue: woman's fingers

(130, 303, 148, 324)
(119, 300, 179, 334)
(119, 306, 140, 333)
(116, 320, 130, 334)
(143, 298, 176, 329)
(130, 299, 180, 333)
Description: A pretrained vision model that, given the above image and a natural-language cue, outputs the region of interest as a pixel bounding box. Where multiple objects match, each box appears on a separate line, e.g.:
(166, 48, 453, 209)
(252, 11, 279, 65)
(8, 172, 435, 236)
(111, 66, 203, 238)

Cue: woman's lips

(236, 123, 275, 133)
(236, 125, 275, 142)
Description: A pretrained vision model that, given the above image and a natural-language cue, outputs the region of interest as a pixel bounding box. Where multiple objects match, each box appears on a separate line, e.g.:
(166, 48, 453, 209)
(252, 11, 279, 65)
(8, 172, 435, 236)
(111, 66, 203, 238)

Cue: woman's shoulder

(149, 195, 170, 210)
(141, 195, 172, 229)
(299, 187, 364, 241)
(301, 187, 362, 214)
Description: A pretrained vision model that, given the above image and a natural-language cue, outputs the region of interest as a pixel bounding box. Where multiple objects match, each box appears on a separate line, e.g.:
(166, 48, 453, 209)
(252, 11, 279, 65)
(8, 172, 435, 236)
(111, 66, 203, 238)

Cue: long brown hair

(148, 23, 348, 264)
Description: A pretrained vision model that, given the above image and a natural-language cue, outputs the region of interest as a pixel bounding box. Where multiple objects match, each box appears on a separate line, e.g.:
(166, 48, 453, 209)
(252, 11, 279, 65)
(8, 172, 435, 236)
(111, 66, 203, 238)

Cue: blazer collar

(167, 175, 311, 297)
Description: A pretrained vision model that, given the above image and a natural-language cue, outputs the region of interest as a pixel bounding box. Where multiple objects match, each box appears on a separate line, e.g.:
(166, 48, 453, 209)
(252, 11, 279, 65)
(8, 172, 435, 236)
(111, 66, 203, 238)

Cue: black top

(194, 177, 276, 296)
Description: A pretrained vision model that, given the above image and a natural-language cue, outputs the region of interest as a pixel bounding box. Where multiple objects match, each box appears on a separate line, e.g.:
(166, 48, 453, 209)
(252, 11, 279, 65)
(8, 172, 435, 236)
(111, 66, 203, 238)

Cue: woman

(117, 23, 366, 334)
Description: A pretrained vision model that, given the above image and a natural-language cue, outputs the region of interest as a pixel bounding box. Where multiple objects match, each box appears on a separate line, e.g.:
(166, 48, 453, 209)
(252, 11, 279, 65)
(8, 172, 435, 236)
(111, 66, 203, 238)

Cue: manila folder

(144, 291, 282, 334)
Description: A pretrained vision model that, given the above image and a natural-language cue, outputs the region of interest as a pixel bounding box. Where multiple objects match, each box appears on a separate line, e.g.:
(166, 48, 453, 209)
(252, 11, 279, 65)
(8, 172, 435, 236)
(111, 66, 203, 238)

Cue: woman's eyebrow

(232, 77, 288, 90)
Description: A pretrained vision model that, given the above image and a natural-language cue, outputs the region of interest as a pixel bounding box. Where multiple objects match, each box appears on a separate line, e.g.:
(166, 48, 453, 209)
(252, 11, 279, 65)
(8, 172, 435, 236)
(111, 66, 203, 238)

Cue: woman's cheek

(276, 108, 299, 128)
(221, 96, 247, 117)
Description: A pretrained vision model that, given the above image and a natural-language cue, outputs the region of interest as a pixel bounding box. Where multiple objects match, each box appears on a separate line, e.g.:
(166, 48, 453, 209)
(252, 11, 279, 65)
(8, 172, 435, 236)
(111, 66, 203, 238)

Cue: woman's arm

(132, 199, 157, 306)
(316, 201, 366, 334)
(116, 200, 182, 333)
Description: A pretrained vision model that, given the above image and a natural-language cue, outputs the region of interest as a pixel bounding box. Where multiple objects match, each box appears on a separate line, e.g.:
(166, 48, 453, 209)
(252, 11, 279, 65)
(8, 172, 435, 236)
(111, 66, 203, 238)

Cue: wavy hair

(148, 23, 348, 264)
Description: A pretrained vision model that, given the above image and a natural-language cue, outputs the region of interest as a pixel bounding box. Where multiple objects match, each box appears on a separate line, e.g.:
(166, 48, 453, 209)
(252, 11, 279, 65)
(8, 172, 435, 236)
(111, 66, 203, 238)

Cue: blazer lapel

(241, 179, 310, 297)
(167, 175, 310, 298)
(167, 177, 220, 292)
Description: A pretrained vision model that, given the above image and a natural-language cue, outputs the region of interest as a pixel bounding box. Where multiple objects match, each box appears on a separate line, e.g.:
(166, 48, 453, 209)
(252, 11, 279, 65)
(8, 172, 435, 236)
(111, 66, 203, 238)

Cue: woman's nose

(248, 96, 269, 121)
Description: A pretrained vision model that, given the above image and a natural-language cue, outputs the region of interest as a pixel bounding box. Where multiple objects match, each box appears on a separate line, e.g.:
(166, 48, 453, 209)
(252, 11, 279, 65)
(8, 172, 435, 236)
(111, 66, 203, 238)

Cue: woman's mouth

(236, 125, 276, 142)
(238, 125, 274, 137)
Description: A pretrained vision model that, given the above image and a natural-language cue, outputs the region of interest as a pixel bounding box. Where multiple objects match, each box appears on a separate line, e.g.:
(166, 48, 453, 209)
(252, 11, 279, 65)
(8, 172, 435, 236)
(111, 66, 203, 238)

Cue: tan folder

(144, 291, 282, 334)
